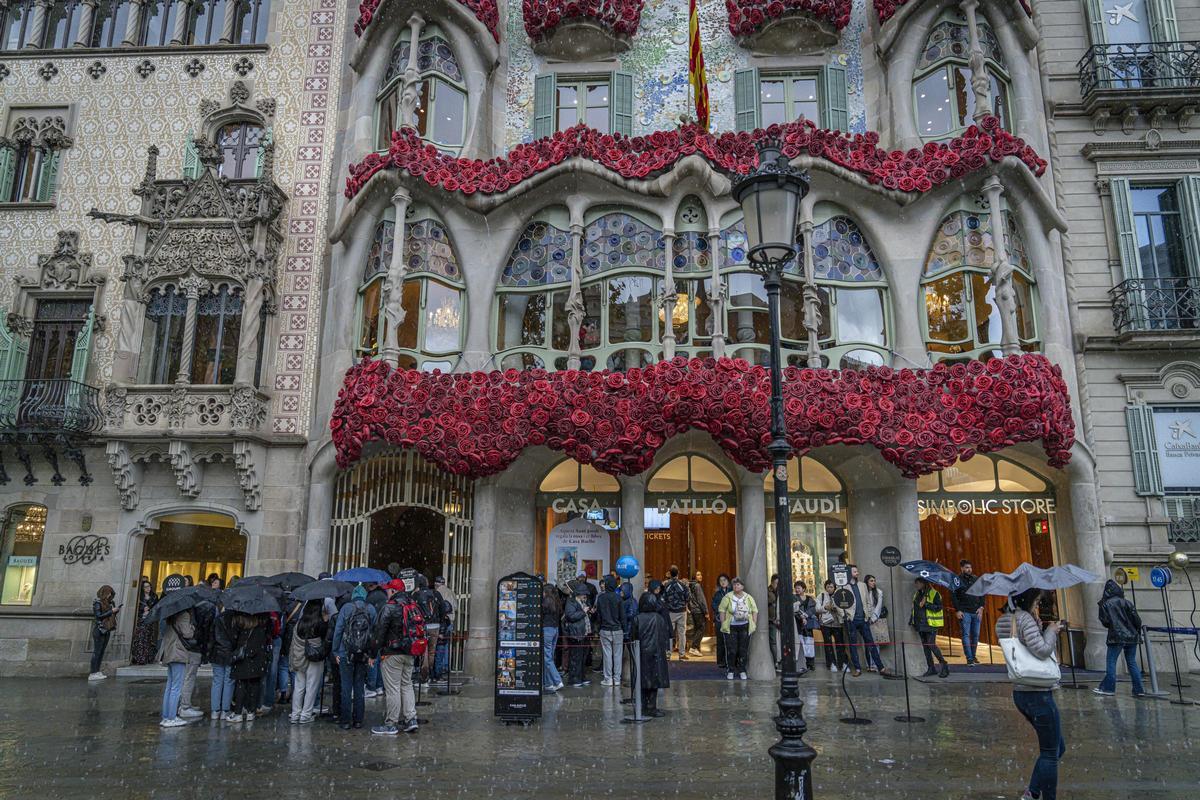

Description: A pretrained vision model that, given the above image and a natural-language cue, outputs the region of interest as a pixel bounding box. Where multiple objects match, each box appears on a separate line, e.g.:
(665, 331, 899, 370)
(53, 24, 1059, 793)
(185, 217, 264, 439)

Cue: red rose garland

(726, 0, 852, 35)
(345, 116, 1045, 199)
(355, 0, 500, 40)
(874, 0, 1030, 24)
(331, 354, 1075, 479)
(523, 0, 644, 42)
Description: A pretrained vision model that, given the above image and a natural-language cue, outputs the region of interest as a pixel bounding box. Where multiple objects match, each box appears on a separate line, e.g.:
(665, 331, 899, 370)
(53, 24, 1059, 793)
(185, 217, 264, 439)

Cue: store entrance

(140, 512, 246, 592)
(368, 506, 446, 582)
(918, 455, 1058, 664)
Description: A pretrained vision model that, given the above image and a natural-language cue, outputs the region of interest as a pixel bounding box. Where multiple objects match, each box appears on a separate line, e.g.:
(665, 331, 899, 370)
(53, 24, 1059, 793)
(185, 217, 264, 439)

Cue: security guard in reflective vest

(910, 577, 950, 678)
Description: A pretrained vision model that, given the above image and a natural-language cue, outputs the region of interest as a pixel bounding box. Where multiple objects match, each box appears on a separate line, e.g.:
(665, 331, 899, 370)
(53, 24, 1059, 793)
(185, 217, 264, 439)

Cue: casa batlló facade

(0, 0, 1196, 680)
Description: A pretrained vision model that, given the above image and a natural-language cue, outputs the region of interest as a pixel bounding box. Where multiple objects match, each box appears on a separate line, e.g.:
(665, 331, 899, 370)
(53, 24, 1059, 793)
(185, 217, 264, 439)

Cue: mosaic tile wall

(502, 0, 868, 150)
(0, 1, 344, 436)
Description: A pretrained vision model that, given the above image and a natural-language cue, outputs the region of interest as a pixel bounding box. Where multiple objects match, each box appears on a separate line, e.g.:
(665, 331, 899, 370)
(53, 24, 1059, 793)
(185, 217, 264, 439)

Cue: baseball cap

(434, 576, 446, 585)
(383, 579, 407, 592)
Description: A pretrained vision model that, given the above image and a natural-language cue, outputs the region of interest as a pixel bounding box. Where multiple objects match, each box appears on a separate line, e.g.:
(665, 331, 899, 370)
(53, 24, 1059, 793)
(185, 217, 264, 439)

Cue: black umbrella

(291, 580, 354, 602)
(228, 575, 284, 598)
(221, 584, 282, 615)
(264, 572, 316, 591)
(146, 586, 216, 622)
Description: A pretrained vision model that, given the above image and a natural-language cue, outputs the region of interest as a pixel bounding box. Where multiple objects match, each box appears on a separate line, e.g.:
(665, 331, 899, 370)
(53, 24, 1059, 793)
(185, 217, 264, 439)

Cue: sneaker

(554, 682, 564, 691)
(300, 714, 316, 724)
(842, 664, 851, 673)
(727, 672, 735, 680)
(739, 672, 748, 680)
(371, 725, 399, 736)
(403, 718, 419, 733)
(600, 679, 614, 686)
(255, 705, 271, 716)
(289, 715, 300, 724)
(179, 707, 204, 719)
(571, 682, 586, 688)
(852, 670, 862, 677)
(1133, 691, 1147, 698)
(364, 689, 380, 699)
(243, 712, 255, 722)
(1092, 687, 1115, 696)
(159, 717, 187, 728)
(87, 671, 106, 681)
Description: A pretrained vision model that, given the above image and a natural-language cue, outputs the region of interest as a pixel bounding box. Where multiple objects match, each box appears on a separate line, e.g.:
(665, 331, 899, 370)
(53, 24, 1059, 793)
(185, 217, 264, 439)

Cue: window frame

(190, 283, 243, 385)
(552, 75, 613, 134)
(90, 0, 133, 47)
(0, 0, 37, 51)
(1128, 181, 1195, 280)
(911, 15, 1011, 142)
(375, 28, 468, 155)
(757, 70, 823, 128)
(140, 284, 188, 384)
(0, 503, 48, 606)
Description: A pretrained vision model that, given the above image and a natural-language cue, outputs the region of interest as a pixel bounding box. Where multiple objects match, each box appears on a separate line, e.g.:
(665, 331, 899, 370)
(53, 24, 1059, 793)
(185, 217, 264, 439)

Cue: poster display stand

(494, 571, 544, 724)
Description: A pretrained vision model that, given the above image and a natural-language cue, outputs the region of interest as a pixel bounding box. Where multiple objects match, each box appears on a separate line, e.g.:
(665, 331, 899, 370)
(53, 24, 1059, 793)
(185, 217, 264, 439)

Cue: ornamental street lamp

(731, 138, 818, 800)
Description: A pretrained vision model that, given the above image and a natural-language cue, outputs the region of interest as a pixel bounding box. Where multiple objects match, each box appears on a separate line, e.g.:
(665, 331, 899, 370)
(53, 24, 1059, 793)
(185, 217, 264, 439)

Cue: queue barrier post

(1061, 628, 1088, 690)
(1140, 626, 1172, 699)
(838, 618, 872, 726)
(894, 640, 925, 723)
(621, 640, 646, 724)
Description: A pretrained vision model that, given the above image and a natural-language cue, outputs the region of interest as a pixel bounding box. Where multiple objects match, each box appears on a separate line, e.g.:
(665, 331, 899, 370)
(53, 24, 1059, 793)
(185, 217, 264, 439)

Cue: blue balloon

(615, 555, 640, 579)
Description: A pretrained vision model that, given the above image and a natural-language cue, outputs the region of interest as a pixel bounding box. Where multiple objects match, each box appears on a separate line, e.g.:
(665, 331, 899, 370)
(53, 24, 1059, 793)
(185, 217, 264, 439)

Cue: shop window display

(0, 504, 46, 605)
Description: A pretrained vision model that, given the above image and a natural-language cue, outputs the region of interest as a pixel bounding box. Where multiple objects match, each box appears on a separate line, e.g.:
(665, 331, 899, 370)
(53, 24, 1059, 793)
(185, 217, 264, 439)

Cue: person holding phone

(89, 585, 120, 681)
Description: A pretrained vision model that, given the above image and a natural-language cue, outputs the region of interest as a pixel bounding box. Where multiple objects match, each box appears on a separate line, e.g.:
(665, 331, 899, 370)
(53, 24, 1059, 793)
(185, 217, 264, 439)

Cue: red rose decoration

(356, 0, 500, 40)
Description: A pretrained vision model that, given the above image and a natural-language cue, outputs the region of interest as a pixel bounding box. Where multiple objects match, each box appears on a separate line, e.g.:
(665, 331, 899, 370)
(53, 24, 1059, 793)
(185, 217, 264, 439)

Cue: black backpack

(663, 580, 688, 613)
(344, 603, 373, 663)
(416, 589, 440, 626)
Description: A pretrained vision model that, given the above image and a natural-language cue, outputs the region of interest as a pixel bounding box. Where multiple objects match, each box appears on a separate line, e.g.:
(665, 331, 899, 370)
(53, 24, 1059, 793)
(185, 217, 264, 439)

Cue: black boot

(939, 663, 950, 678)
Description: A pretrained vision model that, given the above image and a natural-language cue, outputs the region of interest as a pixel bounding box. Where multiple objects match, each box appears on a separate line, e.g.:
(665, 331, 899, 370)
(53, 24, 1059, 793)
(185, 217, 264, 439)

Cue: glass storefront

(536, 460, 621, 585)
(764, 457, 848, 594)
(140, 512, 246, 591)
(0, 504, 46, 605)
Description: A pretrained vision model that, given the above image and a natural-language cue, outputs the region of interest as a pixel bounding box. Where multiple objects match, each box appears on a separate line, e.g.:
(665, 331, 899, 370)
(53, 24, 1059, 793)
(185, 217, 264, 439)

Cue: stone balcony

(102, 383, 269, 436)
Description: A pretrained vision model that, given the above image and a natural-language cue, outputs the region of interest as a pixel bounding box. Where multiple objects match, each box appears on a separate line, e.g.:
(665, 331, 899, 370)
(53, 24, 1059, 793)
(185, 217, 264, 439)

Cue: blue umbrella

(332, 567, 391, 584)
(901, 560, 962, 591)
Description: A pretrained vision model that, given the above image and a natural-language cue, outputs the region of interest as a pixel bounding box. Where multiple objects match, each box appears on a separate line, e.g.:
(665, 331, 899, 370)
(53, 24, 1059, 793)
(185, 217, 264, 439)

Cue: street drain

(360, 761, 401, 772)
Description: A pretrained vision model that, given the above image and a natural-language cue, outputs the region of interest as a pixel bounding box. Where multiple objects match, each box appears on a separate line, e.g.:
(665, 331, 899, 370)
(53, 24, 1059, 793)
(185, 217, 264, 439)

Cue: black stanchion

(437, 633, 462, 696)
(621, 640, 646, 724)
(838, 619, 872, 726)
(1061, 628, 1088, 690)
(1160, 585, 1199, 707)
(894, 641, 925, 724)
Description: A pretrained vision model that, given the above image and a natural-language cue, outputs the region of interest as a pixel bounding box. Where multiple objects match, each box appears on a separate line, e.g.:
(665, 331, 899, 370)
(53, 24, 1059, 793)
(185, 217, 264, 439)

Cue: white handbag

(1000, 612, 1061, 687)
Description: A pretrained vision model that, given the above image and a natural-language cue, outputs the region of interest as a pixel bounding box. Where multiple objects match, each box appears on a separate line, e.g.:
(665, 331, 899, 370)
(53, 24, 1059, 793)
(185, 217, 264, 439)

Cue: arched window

(493, 209, 667, 372)
(912, 14, 1009, 141)
(1, 504, 47, 605)
(191, 285, 242, 384)
(216, 122, 265, 179)
(139, 285, 188, 384)
(376, 27, 467, 153)
(647, 455, 733, 493)
(356, 209, 465, 370)
(922, 208, 1039, 361)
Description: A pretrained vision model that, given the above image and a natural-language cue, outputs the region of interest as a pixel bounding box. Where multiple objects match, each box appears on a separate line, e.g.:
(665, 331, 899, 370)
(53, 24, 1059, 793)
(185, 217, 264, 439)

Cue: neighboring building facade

(2, 0, 1196, 679)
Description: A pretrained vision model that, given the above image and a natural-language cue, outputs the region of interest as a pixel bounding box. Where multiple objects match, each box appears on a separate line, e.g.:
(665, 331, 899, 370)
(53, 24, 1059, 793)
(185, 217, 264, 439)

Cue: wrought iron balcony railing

(1110, 276, 1200, 334)
(1165, 496, 1200, 543)
(0, 379, 105, 437)
(1078, 41, 1200, 97)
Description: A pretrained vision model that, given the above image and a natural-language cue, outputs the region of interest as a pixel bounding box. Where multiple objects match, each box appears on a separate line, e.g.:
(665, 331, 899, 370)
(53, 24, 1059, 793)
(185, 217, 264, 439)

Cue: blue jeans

(543, 626, 562, 688)
(847, 619, 885, 671)
(434, 622, 452, 680)
(367, 658, 381, 692)
(1013, 690, 1066, 800)
(210, 663, 235, 714)
(339, 658, 368, 725)
(260, 637, 279, 707)
(161, 662, 185, 721)
(1099, 642, 1145, 695)
(960, 611, 981, 661)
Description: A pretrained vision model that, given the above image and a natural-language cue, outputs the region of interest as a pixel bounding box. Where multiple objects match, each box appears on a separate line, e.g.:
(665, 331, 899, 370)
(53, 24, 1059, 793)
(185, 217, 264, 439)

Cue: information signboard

(494, 571, 543, 722)
(831, 563, 850, 588)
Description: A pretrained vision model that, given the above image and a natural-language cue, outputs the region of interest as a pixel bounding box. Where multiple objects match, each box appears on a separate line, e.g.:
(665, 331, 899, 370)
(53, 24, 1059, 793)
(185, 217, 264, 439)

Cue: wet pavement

(0, 669, 1197, 799)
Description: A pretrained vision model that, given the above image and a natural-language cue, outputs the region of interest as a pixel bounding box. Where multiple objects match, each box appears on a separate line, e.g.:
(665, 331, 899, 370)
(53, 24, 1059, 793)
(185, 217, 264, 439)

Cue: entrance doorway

(140, 512, 246, 592)
(918, 455, 1058, 664)
(368, 506, 446, 581)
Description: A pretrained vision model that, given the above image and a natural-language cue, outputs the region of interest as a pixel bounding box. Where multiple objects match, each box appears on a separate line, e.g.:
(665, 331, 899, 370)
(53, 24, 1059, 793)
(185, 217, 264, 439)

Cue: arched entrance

(535, 459, 621, 585)
(329, 449, 474, 669)
(139, 512, 246, 591)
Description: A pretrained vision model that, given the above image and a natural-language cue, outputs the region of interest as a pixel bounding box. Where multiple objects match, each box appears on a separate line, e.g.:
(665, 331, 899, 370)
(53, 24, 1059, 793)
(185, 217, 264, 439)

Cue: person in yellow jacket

(910, 577, 950, 678)
(718, 577, 758, 681)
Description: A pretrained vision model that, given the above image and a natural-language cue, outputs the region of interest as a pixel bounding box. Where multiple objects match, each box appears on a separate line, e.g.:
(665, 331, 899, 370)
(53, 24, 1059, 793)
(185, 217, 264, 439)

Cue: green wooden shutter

(1083, 0, 1107, 45)
(533, 74, 556, 140)
(0, 318, 13, 427)
(254, 128, 273, 178)
(0, 316, 30, 382)
(610, 71, 634, 137)
(1148, 0, 1180, 42)
(69, 308, 95, 385)
(734, 68, 760, 132)
(0, 145, 15, 201)
(820, 65, 849, 132)
(34, 150, 60, 203)
(1109, 178, 1142, 281)
(1126, 404, 1163, 496)
(183, 134, 200, 179)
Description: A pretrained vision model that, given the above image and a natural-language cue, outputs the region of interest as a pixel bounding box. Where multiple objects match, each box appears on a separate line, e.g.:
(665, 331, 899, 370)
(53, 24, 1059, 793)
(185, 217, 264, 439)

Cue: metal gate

(329, 449, 474, 671)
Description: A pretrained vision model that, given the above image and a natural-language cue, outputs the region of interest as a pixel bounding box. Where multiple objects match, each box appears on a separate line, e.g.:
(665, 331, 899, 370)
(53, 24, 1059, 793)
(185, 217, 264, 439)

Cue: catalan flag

(688, 0, 710, 131)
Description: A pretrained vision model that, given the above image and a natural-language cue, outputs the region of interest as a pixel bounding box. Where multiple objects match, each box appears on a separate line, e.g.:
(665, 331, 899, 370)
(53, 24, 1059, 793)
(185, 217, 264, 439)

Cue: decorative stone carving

(230, 80, 251, 106)
(229, 384, 267, 430)
(166, 386, 193, 428)
(255, 97, 276, 119)
(105, 441, 142, 511)
(0, 64, 10, 82)
(1180, 106, 1198, 133)
(185, 58, 206, 78)
(168, 441, 203, 498)
(233, 440, 263, 511)
(87, 61, 106, 81)
(1093, 108, 1110, 136)
(136, 59, 156, 79)
(5, 313, 33, 338)
(38, 62, 58, 82)
(103, 385, 128, 428)
(16, 231, 105, 291)
(10, 114, 73, 150)
(233, 57, 255, 77)
(1121, 106, 1139, 135)
(1148, 106, 1168, 132)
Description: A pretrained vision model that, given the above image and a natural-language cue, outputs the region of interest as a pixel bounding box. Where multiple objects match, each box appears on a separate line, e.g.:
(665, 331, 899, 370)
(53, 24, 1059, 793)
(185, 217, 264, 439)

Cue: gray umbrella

(290, 580, 354, 602)
(966, 563, 1100, 597)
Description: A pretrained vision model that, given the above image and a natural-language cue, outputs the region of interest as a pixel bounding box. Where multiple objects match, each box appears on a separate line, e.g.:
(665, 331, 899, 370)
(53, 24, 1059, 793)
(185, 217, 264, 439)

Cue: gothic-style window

(0, 1, 36, 50)
(1, 113, 73, 204)
(231, 0, 269, 44)
(140, 286, 188, 383)
(91, 0, 132, 47)
(139, 0, 182, 46)
(377, 28, 467, 152)
(216, 122, 265, 179)
(913, 14, 1010, 140)
(192, 286, 242, 384)
(187, 0, 225, 45)
(922, 209, 1039, 360)
(42, 0, 85, 48)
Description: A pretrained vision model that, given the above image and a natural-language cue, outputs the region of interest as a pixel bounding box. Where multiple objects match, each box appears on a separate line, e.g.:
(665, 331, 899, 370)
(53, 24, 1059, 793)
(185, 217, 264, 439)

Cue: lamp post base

(770, 692, 817, 800)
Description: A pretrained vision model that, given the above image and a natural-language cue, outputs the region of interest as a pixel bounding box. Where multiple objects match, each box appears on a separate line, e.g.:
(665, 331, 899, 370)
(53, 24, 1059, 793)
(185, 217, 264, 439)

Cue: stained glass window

(583, 213, 665, 274)
(502, 221, 572, 287)
(385, 35, 463, 85)
(406, 219, 460, 281)
(672, 232, 711, 273)
(378, 30, 466, 152)
(808, 216, 884, 282)
(363, 220, 395, 282)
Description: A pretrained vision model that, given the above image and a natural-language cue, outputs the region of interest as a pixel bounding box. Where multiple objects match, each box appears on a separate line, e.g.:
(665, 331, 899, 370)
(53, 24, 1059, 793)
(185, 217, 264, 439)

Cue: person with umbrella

(229, 611, 271, 723)
(154, 574, 197, 728)
(910, 576, 950, 678)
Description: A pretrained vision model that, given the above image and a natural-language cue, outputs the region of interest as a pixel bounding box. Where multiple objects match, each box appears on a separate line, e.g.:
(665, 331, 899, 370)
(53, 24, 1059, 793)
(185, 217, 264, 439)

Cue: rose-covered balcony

(726, 0, 850, 54)
(523, 0, 643, 60)
(355, 0, 499, 40)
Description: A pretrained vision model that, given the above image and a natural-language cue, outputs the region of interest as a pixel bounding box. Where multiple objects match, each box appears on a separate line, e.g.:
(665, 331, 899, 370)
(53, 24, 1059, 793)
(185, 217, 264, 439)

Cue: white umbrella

(965, 563, 1099, 597)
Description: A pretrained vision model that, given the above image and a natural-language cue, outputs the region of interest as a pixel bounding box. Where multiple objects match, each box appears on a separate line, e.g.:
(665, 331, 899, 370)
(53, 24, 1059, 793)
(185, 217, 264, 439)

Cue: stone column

(175, 275, 209, 385)
(1065, 452, 1107, 668)
(27, 0, 51, 48)
(301, 446, 336, 575)
(219, 0, 239, 43)
(565, 223, 584, 370)
(464, 476, 500, 678)
(660, 230, 678, 360)
(398, 15, 425, 129)
(75, 0, 98, 47)
(735, 466, 775, 680)
(171, 0, 190, 44)
(618, 474, 646, 593)
(122, 0, 145, 45)
(234, 276, 263, 385)
(983, 176, 1020, 354)
(706, 228, 726, 357)
(798, 216, 822, 368)
(961, 0, 992, 124)
(380, 187, 411, 366)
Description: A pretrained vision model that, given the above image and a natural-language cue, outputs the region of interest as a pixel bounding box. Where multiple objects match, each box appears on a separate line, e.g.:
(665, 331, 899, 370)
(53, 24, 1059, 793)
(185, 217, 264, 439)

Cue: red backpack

(388, 599, 427, 657)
